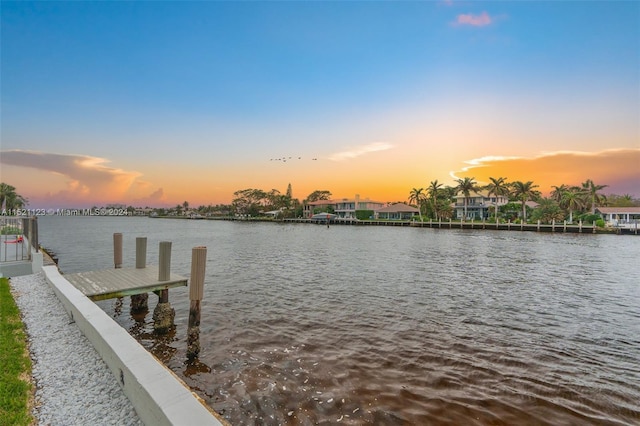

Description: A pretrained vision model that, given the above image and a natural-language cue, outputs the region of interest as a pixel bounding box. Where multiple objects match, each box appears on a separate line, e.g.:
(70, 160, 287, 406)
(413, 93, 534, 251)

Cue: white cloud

(328, 142, 394, 162)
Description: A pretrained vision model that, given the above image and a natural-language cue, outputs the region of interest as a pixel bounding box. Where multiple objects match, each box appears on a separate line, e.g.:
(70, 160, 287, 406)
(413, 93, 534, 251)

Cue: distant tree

(182, 201, 189, 211)
(0, 183, 28, 211)
(427, 180, 443, 220)
(286, 183, 293, 199)
(581, 179, 608, 214)
(531, 198, 565, 224)
(559, 186, 585, 224)
(484, 177, 510, 221)
(510, 181, 540, 222)
(455, 177, 480, 220)
(608, 194, 638, 207)
(435, 198, 453, 220)
(306, 190, 332, 202)
(550, 184, 570, 203)
(408, 187, 426, 222)
(232, 188, 267, 216)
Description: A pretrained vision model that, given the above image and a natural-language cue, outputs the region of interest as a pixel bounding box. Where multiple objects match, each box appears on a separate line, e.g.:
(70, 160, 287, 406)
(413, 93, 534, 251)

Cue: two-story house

(453, 191, 509, 220)
(304, 194, 385, 219)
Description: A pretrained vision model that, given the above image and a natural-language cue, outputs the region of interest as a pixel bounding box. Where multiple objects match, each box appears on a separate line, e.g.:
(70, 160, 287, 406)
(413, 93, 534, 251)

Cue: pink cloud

(456, 11, 493, 27)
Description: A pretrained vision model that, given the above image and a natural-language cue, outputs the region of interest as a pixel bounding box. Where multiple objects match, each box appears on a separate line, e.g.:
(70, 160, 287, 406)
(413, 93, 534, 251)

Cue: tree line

(408, 177, 638, 224)
(2, 178, 638, 223)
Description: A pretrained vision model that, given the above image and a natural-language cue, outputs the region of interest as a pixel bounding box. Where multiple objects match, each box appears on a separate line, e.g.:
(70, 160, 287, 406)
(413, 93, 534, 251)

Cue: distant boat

(310, 212, 337, 221)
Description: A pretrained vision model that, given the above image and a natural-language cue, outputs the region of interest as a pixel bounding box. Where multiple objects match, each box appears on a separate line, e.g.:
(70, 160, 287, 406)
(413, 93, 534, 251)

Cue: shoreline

(149, 215, 637, 235)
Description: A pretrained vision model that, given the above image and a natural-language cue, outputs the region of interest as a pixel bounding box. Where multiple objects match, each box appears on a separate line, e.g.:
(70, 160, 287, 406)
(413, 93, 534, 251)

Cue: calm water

(39, 216, 640, 425)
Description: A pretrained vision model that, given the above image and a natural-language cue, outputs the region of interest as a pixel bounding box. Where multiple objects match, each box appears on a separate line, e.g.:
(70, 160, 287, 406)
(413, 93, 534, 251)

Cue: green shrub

(355, 210, 373, 220)
(1, 226, 23, 235)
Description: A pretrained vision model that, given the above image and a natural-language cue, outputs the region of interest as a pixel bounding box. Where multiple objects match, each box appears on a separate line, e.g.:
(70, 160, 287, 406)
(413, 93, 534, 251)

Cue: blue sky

(1, 1, 638, 207)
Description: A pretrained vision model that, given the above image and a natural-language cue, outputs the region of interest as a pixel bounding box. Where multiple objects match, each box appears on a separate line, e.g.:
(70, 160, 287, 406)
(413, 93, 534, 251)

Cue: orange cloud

(455, 11, 493, 27)
(0, 150, 154, 207)
(450, 149, 640, 196)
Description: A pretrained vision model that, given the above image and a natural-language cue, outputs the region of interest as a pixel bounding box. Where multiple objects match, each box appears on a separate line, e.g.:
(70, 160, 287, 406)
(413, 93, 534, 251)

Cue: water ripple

(39, 217, 640, 425)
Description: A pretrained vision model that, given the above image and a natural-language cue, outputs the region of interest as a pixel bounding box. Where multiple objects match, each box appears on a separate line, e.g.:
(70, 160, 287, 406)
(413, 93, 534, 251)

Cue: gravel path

(10, 273, 143, 426)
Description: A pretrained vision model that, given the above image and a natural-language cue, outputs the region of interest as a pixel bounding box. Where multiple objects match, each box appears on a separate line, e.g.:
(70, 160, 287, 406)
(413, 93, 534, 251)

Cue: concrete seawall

(41, 265, 225, 426)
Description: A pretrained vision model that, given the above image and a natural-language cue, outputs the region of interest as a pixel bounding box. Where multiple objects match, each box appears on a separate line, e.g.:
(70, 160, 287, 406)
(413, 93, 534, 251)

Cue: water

(39, 216, 640, 425)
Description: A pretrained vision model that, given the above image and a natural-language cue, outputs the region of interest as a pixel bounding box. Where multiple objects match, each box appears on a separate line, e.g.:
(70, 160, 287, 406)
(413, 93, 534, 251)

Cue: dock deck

(64, 267, 188, 301)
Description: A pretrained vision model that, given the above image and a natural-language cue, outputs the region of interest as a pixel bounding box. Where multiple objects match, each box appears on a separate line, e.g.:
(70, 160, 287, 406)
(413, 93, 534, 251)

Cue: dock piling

(113, 233, 123, 269)
(131, 237, 149, 313)
(153, 241, 175, 333)
(187, 246, 207, 360)
(135, 237, 147, 269)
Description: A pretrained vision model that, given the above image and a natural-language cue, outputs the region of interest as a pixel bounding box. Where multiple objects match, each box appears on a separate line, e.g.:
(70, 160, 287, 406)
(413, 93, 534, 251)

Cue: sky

(1, 1, 639, 208)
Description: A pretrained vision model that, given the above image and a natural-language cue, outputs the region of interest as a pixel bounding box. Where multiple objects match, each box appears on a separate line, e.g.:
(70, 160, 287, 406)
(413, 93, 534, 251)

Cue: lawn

(0, 277, 34, 426)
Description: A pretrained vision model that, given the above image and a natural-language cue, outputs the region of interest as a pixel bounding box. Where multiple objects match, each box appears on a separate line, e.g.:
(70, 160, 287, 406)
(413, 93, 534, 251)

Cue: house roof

(307, 197, 385, 207)
(306, 199, 336, 207)
(375, 203, 419, 213)
(596, 207, 640, 214)
(454, 190, 508, 199)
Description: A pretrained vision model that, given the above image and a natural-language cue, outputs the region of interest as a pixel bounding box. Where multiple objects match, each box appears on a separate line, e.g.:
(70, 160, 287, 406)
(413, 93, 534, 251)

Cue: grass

(1, 226, 23, 235)
(0, 277, 34, 426)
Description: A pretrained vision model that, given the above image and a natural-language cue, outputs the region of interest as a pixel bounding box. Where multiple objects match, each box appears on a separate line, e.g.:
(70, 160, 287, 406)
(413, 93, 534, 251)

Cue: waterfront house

(596, 207, 640, 228)
(304, 195, 385, 219)
(374, 203, 419, 220)
(453, 191, 509, 220)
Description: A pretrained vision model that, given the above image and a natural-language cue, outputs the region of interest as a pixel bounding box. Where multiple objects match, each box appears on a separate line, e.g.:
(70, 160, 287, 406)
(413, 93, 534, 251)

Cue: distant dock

(283, 218, 638, 234)
(151, 215, 637, 235)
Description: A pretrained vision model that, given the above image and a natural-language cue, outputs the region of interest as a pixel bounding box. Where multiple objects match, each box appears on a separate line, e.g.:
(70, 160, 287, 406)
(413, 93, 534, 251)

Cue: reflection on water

(40, 216, 640, 425)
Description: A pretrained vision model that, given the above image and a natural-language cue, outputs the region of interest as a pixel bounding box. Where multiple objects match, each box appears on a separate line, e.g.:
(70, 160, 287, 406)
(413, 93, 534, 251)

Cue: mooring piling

(131, 237, 149, 313)
(153, 241, 175, 333)
(113, 233, 123, 269)
(135, 237, 147, 269)
(187, 246, 207, 360)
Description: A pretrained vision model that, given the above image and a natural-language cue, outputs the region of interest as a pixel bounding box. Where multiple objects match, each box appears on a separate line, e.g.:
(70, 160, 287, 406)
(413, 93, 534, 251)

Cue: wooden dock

(64, 266, 187, 301)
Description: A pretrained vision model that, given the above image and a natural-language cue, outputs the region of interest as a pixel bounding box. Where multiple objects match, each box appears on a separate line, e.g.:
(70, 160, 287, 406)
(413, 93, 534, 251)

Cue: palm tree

(550, 184, 570, 203)
(454, 177, 479, 220)
(581, 179, 608, 214)
(0, 183, 28, 211)
(510, 181, 540, 222)
(484, 177, 510, 222)
(559, 186, 585, 224)
(427, 180, 443, 220)
(533, 197, 566, 224)
(408, 187, 425, 222)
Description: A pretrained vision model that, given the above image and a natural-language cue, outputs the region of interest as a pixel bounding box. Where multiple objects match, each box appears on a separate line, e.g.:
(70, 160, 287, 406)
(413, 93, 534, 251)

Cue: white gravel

(10, 272, 143, 426)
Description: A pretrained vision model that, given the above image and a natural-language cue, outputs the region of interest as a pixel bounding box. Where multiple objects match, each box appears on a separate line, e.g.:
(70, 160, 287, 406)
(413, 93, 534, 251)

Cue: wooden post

(135, 237, 147, 269)
(158, 241, 171, 281)
(131, 237, 148, 313)
(579, 220, 583, 233)
(113, 233, 123, 269)
(563, 220, 567, 233)
(153, 241, 175, 333)
(552, 219, 555, 232)
(187, 246, 207, 360)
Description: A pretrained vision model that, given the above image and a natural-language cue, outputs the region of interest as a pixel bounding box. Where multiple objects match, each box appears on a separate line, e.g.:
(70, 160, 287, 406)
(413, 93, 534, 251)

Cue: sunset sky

(1, 1, 638, 208)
